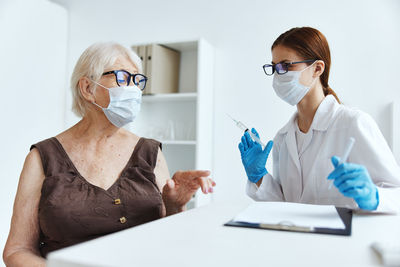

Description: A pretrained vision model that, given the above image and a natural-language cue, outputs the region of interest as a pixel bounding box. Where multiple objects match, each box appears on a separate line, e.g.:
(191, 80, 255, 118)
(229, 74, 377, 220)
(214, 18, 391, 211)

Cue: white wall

(0, 0, 67, 263)
(60, 0, 400, 204)
(0, 0, 400, 260)
(2, 2, 400, 259)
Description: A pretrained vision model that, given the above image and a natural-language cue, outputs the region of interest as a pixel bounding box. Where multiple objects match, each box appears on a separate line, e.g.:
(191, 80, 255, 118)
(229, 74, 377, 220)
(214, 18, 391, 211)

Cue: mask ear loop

(310, 60, 325, 88)
(300, 61, 320, 88)
(90, 79, 106, 109)
(300, 60, 317, 73)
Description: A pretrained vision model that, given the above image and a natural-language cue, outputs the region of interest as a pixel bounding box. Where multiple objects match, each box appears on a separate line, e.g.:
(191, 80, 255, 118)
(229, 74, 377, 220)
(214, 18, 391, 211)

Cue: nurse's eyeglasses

(262, 59, 316, 76)
(102, 70, 148, 90)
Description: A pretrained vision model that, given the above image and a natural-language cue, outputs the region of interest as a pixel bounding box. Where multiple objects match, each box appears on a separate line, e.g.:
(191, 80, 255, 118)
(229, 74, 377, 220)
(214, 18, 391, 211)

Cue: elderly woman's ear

(78, 77, 96, 103)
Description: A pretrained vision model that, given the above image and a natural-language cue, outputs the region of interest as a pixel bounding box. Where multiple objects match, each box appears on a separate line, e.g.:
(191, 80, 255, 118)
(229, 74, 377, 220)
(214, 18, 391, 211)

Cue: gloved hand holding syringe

(227, 114, 266, 148)
(230, 114, 273, 184)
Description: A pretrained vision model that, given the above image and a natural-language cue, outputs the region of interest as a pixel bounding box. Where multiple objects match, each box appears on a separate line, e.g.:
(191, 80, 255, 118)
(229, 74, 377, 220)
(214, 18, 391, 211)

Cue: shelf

(164, 41, 198, 52)
(161, 140, 197, 145)
(142, 93, 197, 103)
(130, 39, 213, 209)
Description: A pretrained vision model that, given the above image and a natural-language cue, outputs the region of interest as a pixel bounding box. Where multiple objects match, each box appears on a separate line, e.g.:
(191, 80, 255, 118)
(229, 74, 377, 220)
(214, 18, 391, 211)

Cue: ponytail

(323, 86, 341, 104)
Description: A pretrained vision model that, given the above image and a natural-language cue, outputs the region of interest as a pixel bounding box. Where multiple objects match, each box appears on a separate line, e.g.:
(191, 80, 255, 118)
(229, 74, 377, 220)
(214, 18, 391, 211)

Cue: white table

(47, 201, 400, 267)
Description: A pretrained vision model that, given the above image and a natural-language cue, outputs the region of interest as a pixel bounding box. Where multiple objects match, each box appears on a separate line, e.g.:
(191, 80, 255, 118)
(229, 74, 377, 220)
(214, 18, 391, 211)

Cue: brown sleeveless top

(31, 137, 164, 257)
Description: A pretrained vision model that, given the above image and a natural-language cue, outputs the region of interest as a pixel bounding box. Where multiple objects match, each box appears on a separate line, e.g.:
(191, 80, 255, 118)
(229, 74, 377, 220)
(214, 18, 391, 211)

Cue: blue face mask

(272, 62, 316, 106)
(91, 81, 142, 128)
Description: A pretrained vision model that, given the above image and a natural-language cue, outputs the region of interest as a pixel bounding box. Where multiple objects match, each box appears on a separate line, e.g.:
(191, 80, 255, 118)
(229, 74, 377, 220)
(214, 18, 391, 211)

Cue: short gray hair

(70, 42, 142, 117)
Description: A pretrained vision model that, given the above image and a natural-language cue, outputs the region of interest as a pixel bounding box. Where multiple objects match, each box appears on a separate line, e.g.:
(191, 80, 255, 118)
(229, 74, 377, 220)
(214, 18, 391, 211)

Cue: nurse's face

(271, 45, 316, 87)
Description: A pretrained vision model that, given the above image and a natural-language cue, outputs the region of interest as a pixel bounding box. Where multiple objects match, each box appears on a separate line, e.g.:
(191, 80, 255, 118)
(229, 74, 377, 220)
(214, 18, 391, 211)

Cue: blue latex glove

(238, 128, 273, 183)
(327, 156, 379, 210)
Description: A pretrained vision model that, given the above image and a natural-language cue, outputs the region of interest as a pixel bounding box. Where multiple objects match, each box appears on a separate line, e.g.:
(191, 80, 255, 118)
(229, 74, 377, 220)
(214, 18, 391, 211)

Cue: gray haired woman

(3, 42, 215, 266)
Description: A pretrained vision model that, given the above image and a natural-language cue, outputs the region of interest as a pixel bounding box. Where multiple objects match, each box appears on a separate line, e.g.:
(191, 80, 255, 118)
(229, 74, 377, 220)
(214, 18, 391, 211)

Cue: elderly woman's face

(93, 56, 138, 109)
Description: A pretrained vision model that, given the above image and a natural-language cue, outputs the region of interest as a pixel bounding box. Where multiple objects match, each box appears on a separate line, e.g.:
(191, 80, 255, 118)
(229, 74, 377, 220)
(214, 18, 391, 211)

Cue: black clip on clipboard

(224, 207, 352, 236)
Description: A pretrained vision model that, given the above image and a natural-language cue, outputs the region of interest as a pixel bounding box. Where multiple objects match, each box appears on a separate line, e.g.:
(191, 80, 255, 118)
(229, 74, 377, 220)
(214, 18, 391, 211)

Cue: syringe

(227, 114, 266, 148)
(328, 137, 356, 190)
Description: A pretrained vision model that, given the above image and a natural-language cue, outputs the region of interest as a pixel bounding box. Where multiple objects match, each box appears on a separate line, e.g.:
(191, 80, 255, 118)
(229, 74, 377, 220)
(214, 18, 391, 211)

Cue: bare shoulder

(154, 147, 170, 190)
(156, 147, 167, 163)
(119, 128, 141, 142)
(25, 148, 43, 175)
(20, 148, 45, 189)
(54, 126, 77, 145)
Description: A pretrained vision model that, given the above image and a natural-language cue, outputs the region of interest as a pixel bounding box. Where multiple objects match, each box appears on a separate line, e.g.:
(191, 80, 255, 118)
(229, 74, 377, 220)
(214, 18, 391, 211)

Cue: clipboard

(224, 207, 352, 236)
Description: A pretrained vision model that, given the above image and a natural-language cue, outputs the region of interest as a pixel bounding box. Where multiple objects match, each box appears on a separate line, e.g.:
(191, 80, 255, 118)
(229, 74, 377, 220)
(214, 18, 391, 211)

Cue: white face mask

(272, 62, 316, 106)
(91, 81, 142, 128)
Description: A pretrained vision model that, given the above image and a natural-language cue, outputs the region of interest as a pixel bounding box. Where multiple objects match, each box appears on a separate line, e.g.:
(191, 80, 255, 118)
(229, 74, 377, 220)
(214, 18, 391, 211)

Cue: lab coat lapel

(299, 95, 340, 200)
(299, 96, 338, 157)
(308, 95, 338, 132)
(285, 122, 303, 200)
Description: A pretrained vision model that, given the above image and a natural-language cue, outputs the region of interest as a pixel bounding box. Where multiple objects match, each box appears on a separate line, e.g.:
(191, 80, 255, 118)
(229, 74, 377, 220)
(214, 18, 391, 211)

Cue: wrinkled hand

(238, 128, 273, 183)
(162, 170, 215, 215)
(328, 156, 379, 210)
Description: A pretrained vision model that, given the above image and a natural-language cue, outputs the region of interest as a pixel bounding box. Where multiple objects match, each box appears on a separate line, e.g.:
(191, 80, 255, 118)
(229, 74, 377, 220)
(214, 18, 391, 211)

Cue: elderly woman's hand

(162, 170, 215, 215)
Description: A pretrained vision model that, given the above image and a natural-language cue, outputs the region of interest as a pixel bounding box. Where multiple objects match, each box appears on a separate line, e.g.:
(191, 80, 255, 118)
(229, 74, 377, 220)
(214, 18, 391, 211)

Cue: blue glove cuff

(247, 169, 267, 184)
(373, 188, 380, 210)
(356, 187, 379, 211)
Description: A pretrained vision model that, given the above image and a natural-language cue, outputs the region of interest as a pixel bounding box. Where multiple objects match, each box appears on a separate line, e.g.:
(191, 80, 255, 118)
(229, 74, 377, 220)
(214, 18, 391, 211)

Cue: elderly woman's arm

(3, 149, 46, 266)
(154, 148, 215, 216)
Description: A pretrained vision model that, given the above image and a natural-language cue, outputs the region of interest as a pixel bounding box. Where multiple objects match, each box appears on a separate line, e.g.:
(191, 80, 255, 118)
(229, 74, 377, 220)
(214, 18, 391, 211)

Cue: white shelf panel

(142, 93, 197, 103)
(163, 41, 198, 52)
(162, 145, 196, 177)
(161, 140, 197, 145)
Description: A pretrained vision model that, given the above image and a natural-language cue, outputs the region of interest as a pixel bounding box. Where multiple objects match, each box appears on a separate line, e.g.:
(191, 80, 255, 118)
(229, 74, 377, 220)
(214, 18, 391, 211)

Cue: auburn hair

(272, 27, 340, 103)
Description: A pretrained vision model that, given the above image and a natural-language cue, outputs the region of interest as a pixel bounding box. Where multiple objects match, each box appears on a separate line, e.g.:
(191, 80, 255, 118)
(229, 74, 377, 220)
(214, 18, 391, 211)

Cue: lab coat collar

(277, 95, 339, 135)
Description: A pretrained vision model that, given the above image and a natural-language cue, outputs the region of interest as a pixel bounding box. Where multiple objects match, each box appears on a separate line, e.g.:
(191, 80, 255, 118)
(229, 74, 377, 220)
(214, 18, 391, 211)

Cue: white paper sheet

(233, 202, 345, 229)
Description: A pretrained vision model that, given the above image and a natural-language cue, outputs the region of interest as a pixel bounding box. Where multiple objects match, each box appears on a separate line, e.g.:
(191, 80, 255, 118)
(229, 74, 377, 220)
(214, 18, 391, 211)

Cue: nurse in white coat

(239, 27, 400, 212)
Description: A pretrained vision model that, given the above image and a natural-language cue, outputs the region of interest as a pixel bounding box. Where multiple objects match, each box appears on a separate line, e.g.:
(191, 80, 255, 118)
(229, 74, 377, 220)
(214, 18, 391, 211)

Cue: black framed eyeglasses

(262, 59, 317, 76)
(102, 70, 148, 90)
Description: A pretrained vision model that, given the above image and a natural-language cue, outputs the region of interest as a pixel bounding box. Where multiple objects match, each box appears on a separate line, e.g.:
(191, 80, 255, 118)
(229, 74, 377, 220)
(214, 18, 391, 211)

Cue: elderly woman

(3, 42, 215, 266)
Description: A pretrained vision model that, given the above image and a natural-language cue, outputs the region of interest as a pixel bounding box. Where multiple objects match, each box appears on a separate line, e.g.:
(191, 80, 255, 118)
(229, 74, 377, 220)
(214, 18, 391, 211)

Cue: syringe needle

(226, 113, 238, 123)
(227, 113, 248, 131)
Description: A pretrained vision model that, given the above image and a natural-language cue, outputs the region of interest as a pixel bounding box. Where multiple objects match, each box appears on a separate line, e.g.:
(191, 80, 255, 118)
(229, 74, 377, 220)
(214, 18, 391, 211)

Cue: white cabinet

(129, 39, 214, 208)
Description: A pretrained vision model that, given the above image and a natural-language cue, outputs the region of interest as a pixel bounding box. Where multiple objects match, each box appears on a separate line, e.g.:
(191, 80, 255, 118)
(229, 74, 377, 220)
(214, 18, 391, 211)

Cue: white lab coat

(247, 95, 400, 213)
